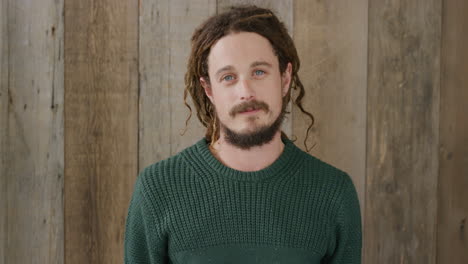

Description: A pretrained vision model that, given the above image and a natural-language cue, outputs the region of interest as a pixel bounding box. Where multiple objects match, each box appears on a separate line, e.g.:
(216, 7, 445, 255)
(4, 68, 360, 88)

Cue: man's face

(201, 32, 292, 148)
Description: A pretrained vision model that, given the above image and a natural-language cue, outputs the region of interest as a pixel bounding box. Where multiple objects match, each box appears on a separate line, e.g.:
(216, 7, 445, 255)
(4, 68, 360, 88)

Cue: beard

(220, 107, 286, 150)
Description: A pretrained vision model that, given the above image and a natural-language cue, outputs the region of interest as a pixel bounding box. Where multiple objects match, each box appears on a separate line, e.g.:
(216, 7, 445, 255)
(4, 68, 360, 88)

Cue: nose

(238, 79, 254, 101)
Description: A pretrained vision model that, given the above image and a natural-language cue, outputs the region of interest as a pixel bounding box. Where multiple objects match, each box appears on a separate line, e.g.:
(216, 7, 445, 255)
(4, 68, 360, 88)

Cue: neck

(210, 131, 285, 172)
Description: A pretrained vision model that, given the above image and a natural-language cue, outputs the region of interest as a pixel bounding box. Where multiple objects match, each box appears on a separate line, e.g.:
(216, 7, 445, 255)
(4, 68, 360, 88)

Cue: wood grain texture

(217, 0, 293, 138)
(3, 0, 64, 263)
(139, 0, 216, 170)
(0, 0, 7, 263)
(293, 0, 368, 217)
(437, 0, 468, 262)
(64, 0, 138, 263)
(366, 1, 441, 263)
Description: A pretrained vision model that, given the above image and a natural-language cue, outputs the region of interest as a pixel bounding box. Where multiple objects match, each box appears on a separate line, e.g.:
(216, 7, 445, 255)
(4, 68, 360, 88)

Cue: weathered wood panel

(437, 0, 468, 262)
(366, 1, 441, 263)
(139, 0, 216, 170)
(2, 0, 64, 263)
(217, 0, 293, 138)
(0, 0, 8, 263)
(293, 0, 368, 217)
(64, 0, 138, 263)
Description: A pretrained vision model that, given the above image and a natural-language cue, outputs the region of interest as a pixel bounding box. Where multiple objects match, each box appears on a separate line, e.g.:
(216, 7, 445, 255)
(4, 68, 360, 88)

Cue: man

(125, 6, 361, 264)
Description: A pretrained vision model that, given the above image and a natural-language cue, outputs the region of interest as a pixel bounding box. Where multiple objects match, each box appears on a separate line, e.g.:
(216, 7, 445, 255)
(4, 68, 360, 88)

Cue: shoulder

(138, 145, 196, 189)
(291, 146, 358, 206)
(294, 147, 351, 187)
(135, 141, 202, 200)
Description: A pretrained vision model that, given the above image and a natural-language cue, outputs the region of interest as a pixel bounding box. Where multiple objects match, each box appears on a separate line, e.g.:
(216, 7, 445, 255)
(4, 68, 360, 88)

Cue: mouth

(239, 107, 261, 114)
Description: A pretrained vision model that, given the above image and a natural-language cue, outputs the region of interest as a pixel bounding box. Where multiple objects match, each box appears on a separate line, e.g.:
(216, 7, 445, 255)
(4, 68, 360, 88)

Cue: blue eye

(223, 75, 234, 81)
(254, 70, 265, 76)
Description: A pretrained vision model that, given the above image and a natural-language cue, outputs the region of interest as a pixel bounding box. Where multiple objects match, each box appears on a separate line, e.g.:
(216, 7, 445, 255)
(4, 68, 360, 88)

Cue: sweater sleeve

(327, 175, 362, 264)
(124, 175, 168, 264)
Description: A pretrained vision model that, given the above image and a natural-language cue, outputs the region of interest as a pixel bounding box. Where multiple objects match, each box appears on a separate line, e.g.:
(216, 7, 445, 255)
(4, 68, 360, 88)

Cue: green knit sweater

(124, 138, 362, 263)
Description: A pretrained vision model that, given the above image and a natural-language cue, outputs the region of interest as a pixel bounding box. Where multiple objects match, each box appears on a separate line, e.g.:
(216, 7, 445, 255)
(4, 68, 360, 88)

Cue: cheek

(261, 85, 283, 107)
(212, 94, 233, 117)
(270, 95, 285, 117)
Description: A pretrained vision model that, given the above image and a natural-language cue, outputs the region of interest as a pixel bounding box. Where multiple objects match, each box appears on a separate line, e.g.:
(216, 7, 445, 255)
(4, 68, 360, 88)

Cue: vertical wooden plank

(437, 0, 468, 262)
(366, 1, 441, 263)
(64, 0, 138, 263)
(3, 0, 64, 263)
(217, 0, 293, 138)
(139, 0, 216, 170)
(293, 0, 368, 219)
(139, 0, 171, 168)
(0, 0, 7, 263)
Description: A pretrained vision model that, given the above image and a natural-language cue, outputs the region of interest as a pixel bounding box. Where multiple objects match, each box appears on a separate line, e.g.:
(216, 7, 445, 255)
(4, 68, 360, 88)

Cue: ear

(200, 77, 214, 102)
(281, 62, 293, 97)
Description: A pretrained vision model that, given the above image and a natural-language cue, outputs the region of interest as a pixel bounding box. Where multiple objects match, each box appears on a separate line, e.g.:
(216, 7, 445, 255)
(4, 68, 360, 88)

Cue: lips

(240, 107, 259, 114)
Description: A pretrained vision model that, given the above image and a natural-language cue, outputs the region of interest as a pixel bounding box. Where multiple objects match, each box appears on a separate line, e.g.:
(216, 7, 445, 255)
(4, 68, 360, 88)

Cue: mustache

(229, 100, 269, 117)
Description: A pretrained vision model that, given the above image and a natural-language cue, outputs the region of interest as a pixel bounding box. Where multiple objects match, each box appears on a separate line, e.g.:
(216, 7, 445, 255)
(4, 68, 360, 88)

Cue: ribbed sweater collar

(181, 137, 305, 182)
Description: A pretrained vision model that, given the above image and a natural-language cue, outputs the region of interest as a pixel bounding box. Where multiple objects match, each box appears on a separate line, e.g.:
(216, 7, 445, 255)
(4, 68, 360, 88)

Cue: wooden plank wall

(437, 0, 468, 262)
(293, 0, 368, 220)
(64, 0, 138, 263)
(366, 0, 441, 263)
(1, 0, 64, 263)
(0, 0, 7, 263)
(139, 0, 216, 171)
(1, 0, 467, 263)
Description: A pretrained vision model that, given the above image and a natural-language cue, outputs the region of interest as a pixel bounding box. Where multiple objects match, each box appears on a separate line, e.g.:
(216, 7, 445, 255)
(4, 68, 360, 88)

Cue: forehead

(207, 32, 278, 74)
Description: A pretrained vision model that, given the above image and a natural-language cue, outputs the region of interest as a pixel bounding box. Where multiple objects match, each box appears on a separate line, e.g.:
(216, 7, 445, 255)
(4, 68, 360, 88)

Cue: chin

(236, 122, 270, 135)
(221, 120, 283, 150)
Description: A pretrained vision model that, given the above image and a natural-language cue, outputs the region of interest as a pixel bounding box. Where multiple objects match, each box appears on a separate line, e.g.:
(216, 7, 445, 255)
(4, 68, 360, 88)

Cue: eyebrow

(250, 61, 273, 68)
(214, 61, 273, 77)
(215, 65, 235, 77)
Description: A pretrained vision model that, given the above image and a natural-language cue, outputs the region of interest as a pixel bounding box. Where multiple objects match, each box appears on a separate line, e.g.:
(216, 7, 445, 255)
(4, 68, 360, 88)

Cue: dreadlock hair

(183, 5, 315, 151)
